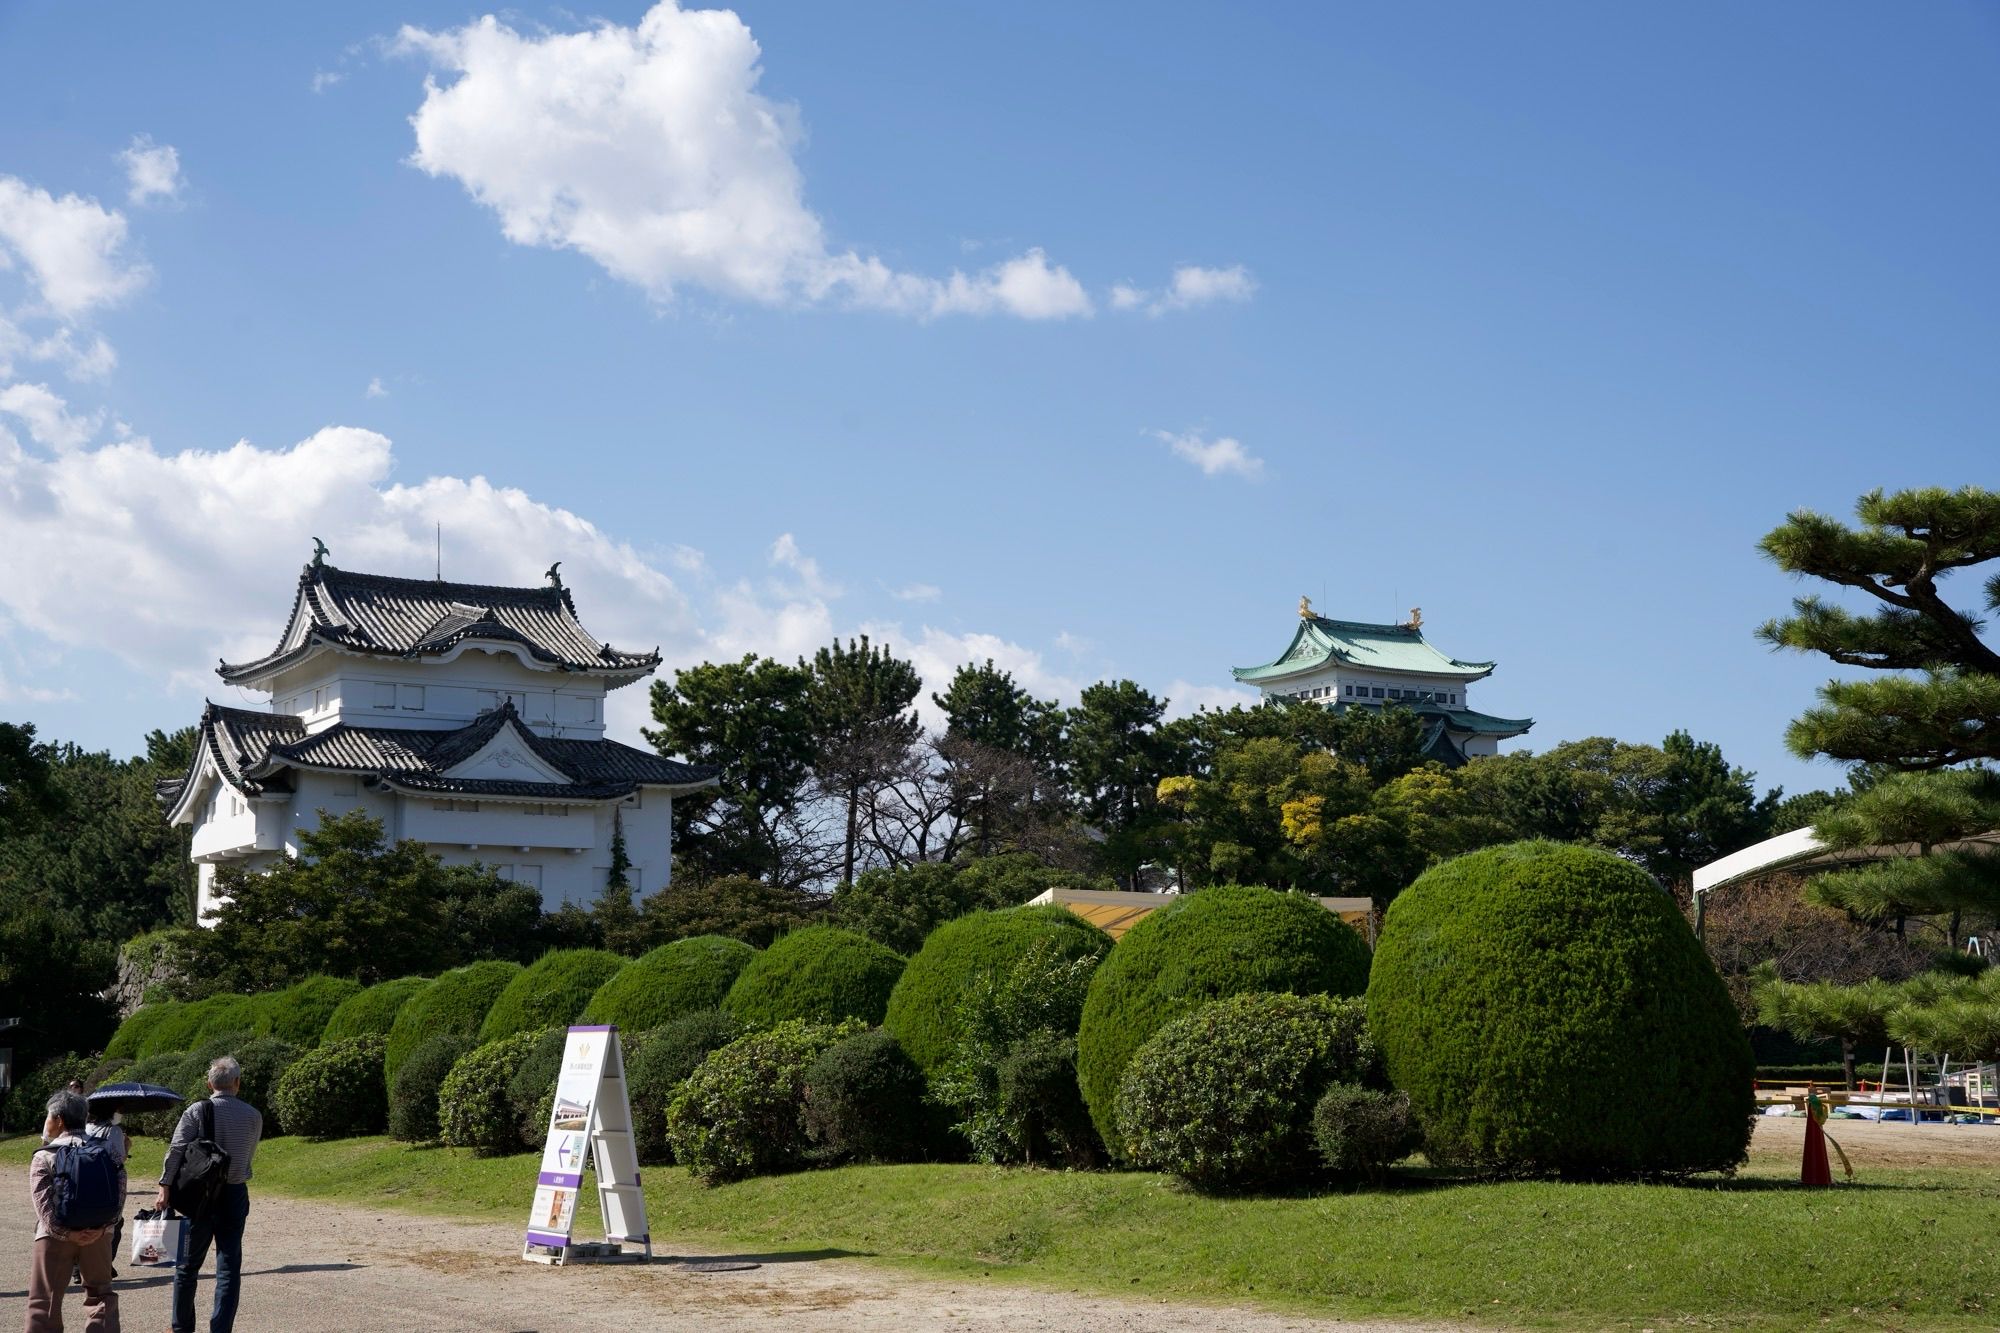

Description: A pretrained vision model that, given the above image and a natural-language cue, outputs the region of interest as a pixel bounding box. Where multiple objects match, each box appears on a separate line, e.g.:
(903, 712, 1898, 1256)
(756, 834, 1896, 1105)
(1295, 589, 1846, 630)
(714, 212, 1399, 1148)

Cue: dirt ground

(4, 1119, 1993, 1331)
(0, 1177, 1451, 1332)
(1747, 1111, 2000, 1170)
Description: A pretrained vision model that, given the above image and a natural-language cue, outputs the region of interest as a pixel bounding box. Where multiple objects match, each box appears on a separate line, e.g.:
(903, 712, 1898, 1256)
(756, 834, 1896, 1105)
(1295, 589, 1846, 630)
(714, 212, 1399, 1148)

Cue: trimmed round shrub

(194, 995, 267, 1046)
(629, 1010, 745, 1165)
(665, 1019, 864, 1183)
(1312, 1084, 1420, 1181)
(122, 1051, 207, 1137)
(437, 1031, 540, 1155)
(723, 927, 906, 1028)
(174, 1034, 305, 1136)
(885, 904, 1112, 1075)
(231, 1036, 305, 1135)
(389, 1032, 478, 1143)
(1114, 992, 1376, 1191)
(140, 993, 263, 1058)
(106, 1002, 180, 1061)
(271, 1035, 387, 1140)
(479, 949, 627, 1044)
(801, 1029, 931, 1164)
(1077, 886, 1372, 1147)
(385, 960, 521, 1087)
(87, 1055, 133, 1088)
(507, 1027, 569, 1150)
(323, 976, 432, 1046)
(254, 976, 363, 1048)
(1367, 840, 1756, 1179)
(583, 936, 757, 1031)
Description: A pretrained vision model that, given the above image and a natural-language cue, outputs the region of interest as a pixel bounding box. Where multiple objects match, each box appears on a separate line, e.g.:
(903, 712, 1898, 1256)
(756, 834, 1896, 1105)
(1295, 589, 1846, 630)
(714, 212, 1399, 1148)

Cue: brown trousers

(24, 1231, 118, 1333)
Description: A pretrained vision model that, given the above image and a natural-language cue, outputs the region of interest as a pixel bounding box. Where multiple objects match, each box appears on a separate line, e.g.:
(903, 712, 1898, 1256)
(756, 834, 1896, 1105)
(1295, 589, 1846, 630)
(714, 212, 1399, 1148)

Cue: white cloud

(0, 425, 702, 714)
(0, 381, 100, 451)
(0, 417, 1255, 744)
(29, 327, 117, 380)
(366, 376, 388, 399)
(119, 136, 183, 206)
(0, 175, 149, 318)
(395, 4, 1092, 319)
(1113, 264, 1257, 317)
(1163, 264, 1256, 309)
(861, 622, 1088, 729)
(890, 582, 942, 604)
(311, 70, 346, 93)
(769, 531, 840, 596)
(0, 666, 76, 705)
(1155, 428, 1265, 480)
(1160, 678, 1258, 719)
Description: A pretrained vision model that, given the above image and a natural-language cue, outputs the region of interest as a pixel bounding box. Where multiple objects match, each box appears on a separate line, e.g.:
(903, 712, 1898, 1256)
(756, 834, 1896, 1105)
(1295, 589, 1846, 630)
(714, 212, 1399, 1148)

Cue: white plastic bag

(129, 1211, 182, 1267)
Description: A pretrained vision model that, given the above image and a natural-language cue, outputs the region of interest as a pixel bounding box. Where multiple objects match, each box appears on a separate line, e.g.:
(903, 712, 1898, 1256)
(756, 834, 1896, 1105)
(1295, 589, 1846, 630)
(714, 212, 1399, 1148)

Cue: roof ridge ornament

(1405, 606, 1422, 630)
(545, 561, 563, 591)
(1298, 594, 1313, 620)
(311, 537, 329, 568)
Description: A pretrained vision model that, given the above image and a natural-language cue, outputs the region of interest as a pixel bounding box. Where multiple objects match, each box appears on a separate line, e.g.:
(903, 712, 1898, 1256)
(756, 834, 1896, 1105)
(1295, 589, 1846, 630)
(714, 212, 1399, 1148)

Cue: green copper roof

(1323, 699, 1533, 739)
(1233, 615, 1497, 684)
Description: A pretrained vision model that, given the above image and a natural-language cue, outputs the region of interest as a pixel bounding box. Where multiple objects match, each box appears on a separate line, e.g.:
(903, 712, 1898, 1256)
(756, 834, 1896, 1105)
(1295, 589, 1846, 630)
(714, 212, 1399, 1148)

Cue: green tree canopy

(806, 635, 922, 886)
(200, 809, 541, 987)
(1065, 680, 1174, 889)
(633, 873, 822, 949)
(645, 654, 819, 885)
(1760, 485, 2000, 769)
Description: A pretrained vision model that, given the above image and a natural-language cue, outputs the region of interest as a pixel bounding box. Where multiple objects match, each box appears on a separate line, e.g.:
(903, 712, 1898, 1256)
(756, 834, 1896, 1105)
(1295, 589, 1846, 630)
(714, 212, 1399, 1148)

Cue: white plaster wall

(621, 791, 675, 899)
(261, 649, 618, 740)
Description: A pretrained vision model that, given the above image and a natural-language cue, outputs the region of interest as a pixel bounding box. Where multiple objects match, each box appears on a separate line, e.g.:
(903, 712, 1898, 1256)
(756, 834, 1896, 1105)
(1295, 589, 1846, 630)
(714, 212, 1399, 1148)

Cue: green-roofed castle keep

(1233, 598, 1532, 763)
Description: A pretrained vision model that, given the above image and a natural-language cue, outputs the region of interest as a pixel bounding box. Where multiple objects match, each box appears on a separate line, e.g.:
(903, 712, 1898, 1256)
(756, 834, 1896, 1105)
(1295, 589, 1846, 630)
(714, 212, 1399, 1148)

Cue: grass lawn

(7, 1125, 1996, 1330)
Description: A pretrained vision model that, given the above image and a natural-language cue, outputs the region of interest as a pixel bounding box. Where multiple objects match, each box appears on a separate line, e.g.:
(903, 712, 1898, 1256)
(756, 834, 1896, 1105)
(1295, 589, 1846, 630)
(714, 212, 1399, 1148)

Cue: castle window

(374, 683, 396, 709)
(1371, 687, 1384, 699)
(399, 684, 425, 711)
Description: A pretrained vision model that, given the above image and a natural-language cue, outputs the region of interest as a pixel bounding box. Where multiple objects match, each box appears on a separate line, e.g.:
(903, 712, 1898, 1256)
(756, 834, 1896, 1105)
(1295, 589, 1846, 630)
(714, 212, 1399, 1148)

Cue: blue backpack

(51, 1136, 122, 1231)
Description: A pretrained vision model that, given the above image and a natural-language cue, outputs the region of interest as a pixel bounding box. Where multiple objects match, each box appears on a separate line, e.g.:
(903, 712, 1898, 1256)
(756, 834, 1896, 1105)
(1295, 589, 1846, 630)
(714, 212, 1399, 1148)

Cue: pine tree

(1759, 487, 2000, 938)
(1752, 485, 2000, 1079)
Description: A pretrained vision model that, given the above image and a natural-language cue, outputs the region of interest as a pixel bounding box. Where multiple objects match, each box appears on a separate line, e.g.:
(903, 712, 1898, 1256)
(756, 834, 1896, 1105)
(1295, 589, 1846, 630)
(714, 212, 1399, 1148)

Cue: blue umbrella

(87, 1082, 185, 1115)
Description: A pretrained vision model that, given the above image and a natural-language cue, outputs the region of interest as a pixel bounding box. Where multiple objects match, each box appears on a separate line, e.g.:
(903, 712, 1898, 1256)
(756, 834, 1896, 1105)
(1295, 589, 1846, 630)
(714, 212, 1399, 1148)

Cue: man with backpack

(155, 1056, 261, 1333)
(26, 1089, 124, 1332)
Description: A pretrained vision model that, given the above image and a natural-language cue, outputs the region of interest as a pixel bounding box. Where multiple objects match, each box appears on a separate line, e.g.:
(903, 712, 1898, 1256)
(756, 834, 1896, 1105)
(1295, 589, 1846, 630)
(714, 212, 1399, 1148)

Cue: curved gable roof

(1234, 615, 1496, 684)
(218, 563, 661, 685)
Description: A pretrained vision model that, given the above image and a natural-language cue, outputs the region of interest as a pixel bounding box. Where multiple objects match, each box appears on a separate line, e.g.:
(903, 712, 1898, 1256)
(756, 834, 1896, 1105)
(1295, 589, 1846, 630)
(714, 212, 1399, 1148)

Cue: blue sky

(0, 2, 1994, 800)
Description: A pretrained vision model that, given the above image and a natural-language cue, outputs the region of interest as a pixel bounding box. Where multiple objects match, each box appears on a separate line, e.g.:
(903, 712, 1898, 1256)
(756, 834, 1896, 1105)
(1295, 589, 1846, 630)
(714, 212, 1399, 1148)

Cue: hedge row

(88, 843, 1753, 1190)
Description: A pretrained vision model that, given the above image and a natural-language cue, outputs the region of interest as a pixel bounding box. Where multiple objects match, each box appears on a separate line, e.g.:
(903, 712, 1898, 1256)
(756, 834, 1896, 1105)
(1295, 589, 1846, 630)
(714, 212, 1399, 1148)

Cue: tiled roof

(1234, 615, 1497, 684)
(268, 702, 716, 795)
(199, 704, 307, 796)
(218, 563, 661, 684)
(162, 700, 714, 812)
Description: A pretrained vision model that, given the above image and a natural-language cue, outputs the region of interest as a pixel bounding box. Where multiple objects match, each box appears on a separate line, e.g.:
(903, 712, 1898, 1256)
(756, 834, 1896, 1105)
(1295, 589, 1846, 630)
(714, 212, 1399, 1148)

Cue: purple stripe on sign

(537, 1171, 581, 1187)
(524, 1231, 568, 1247)
(567, 1024, 614, 1032)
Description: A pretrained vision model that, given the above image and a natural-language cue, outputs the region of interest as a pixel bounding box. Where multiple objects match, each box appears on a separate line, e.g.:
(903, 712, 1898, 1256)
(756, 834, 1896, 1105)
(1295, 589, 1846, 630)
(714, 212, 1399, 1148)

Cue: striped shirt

(161, 1093, 264, 1186)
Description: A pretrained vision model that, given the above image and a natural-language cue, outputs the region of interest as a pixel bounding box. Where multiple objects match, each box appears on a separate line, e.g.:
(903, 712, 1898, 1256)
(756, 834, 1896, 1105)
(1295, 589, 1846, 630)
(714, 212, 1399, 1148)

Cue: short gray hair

(46, 1090, 86, 1131)
(207, 1056, 242, 1090)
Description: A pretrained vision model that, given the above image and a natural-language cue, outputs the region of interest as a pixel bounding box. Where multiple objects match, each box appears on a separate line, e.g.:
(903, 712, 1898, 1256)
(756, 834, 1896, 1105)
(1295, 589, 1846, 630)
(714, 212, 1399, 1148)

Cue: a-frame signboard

(521, 1024, 651, 1265)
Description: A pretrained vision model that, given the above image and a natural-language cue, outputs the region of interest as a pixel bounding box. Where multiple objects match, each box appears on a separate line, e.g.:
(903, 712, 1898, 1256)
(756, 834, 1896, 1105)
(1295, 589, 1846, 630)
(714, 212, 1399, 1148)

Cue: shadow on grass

(1148, 1161, 1969, 1202)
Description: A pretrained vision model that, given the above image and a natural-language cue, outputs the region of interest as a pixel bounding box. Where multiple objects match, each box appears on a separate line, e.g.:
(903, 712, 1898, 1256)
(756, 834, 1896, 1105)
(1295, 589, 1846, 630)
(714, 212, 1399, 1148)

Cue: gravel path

(0, 1173, 1451, 1332)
